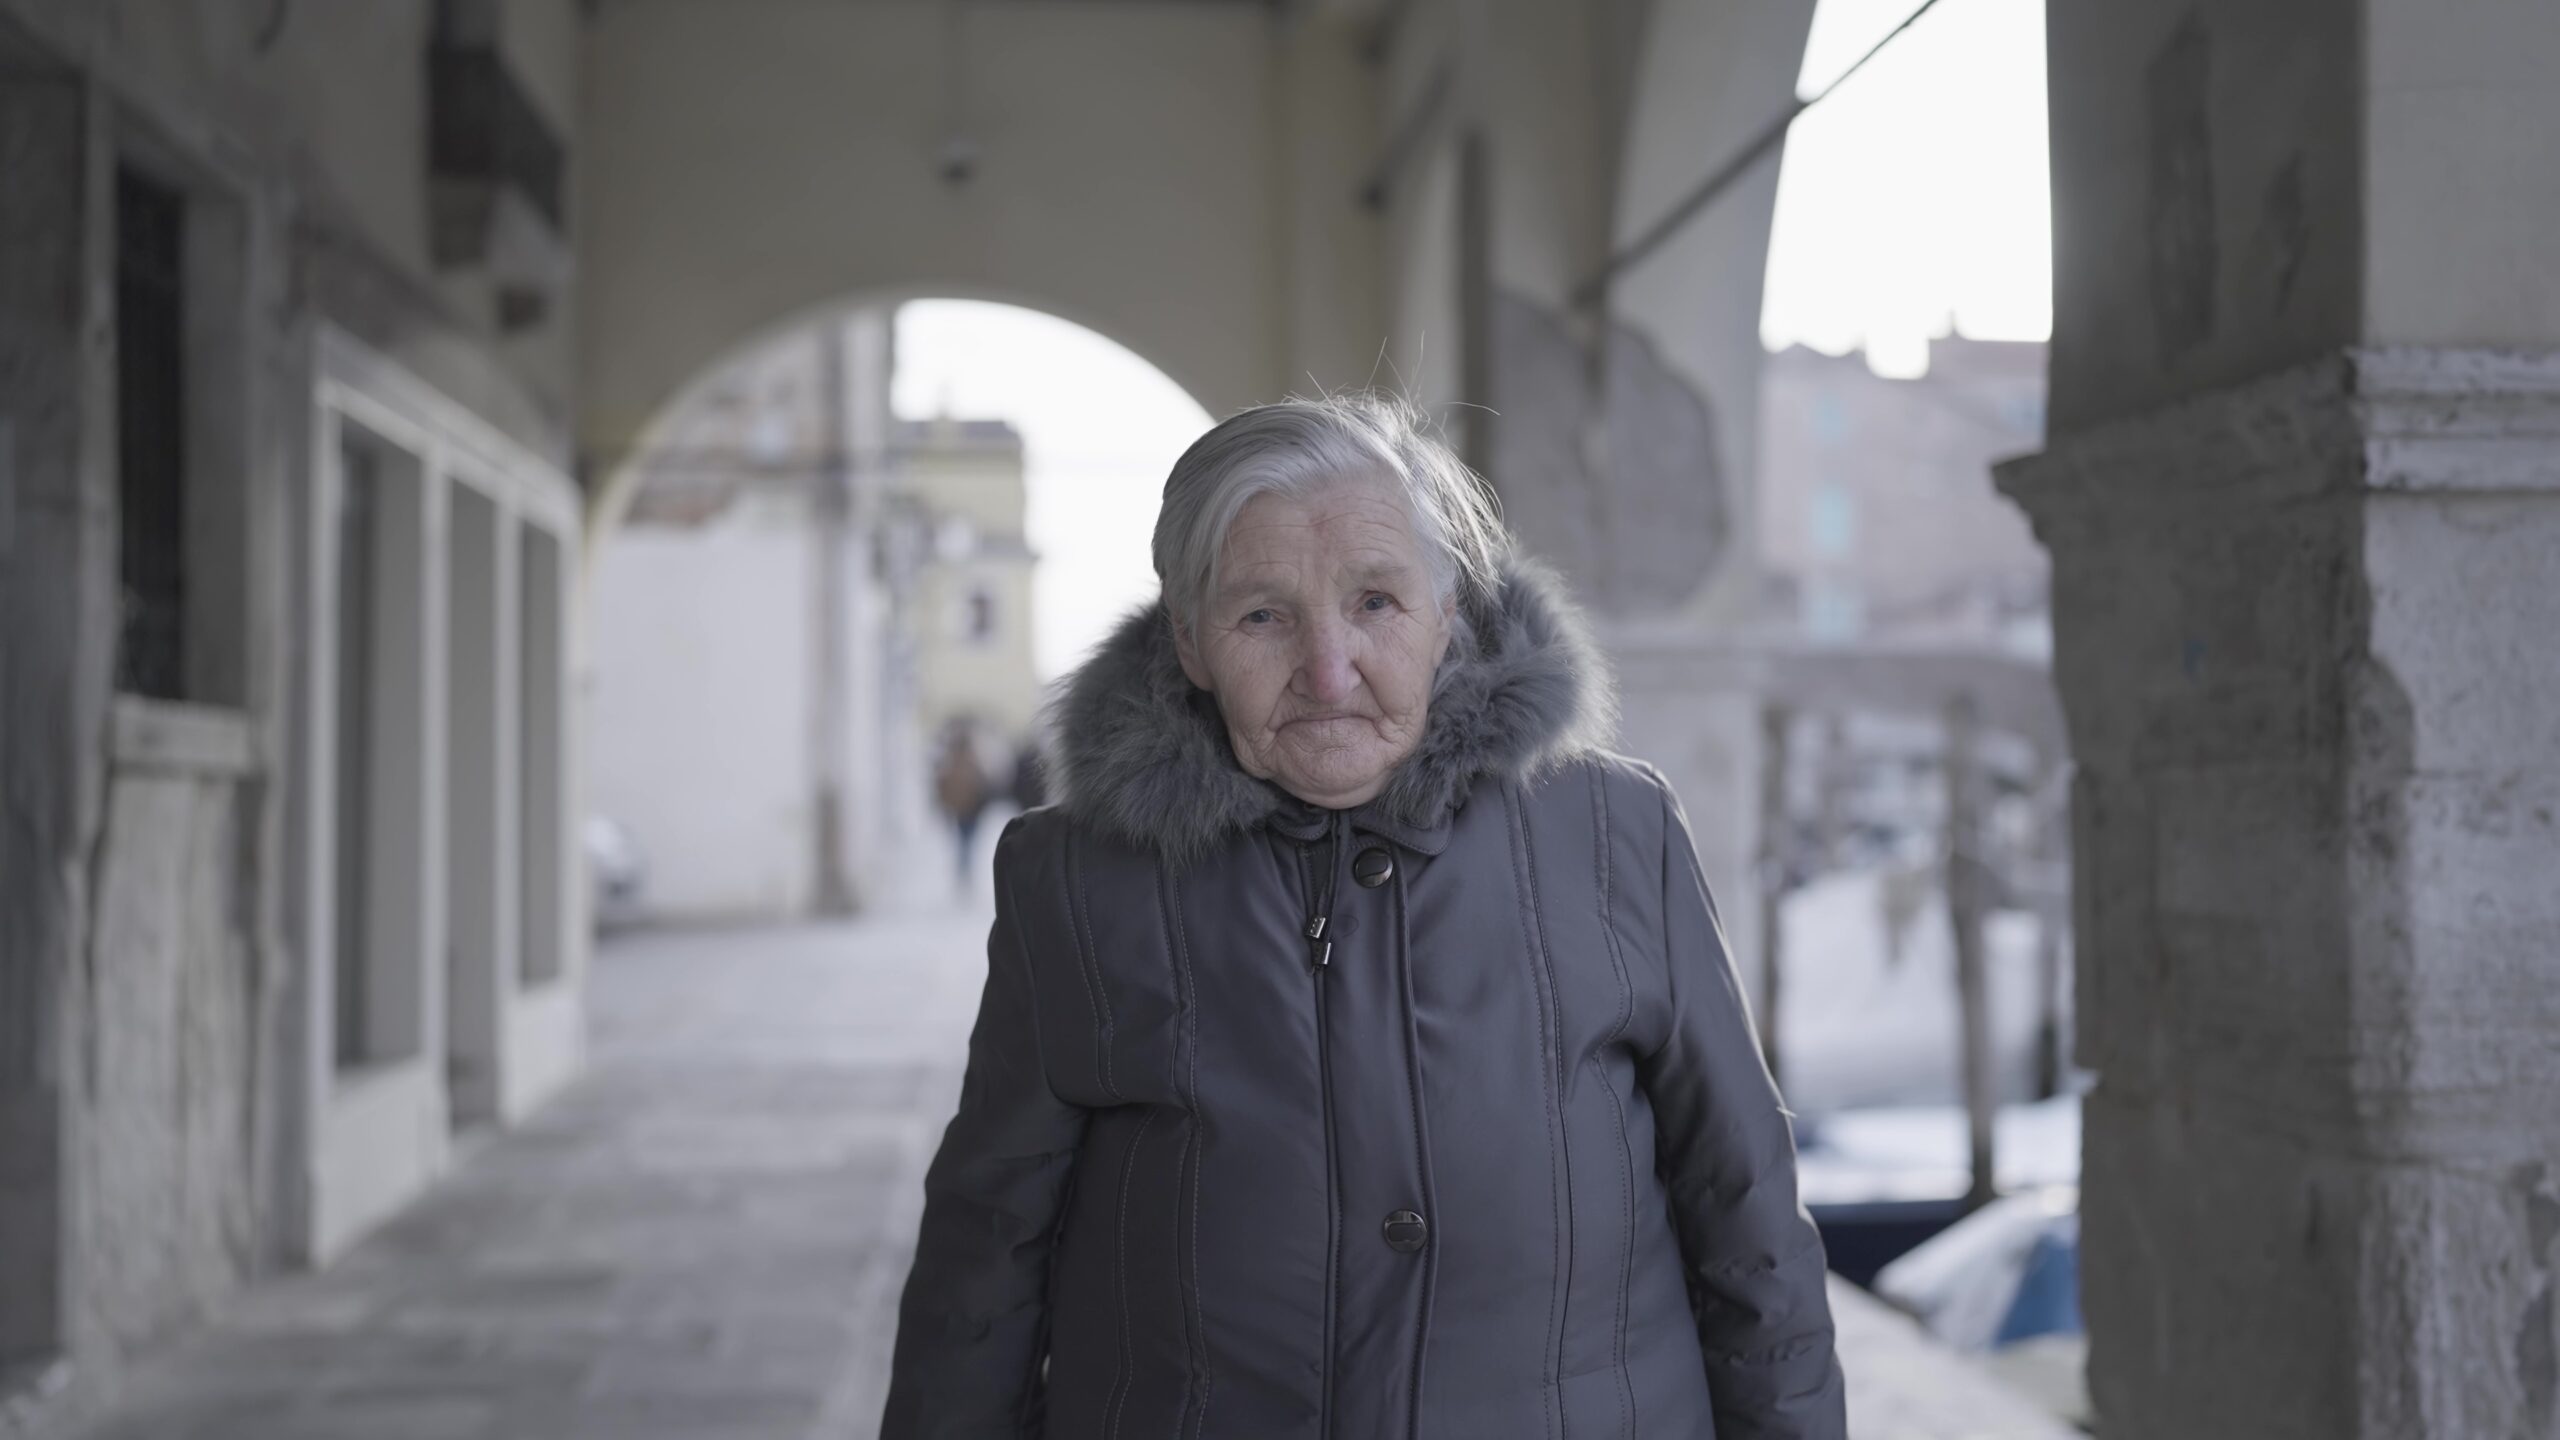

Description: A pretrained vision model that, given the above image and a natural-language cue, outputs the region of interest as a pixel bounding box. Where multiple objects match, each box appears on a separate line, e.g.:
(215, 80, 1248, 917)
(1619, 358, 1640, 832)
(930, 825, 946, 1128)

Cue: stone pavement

(63, 901, 2075, 1440)
(65, 906, 992, 1440)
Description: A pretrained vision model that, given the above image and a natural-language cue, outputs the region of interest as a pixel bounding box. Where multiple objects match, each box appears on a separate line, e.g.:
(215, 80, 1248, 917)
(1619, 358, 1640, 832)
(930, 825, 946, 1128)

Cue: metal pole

(1571, 0, 1952, 308)
(1815, 711, 1849, 870)
(810, 320, 859, 917)
(1754, 703, 1793, 1086)
(1943, 693, 1996, 1211)
(2031, 755, 2069, 1100)
(1455, 126, 1493, 473)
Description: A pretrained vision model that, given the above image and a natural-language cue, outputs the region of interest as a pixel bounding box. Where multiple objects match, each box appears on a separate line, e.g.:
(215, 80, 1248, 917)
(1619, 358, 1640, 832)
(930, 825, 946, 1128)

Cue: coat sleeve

(1636, 772, 1847, 1439)
(881, 822, 1091, 1439)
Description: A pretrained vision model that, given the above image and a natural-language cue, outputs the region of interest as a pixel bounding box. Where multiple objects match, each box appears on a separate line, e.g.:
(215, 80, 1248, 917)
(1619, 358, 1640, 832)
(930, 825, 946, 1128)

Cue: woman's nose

(1295, 620, 1359, 703)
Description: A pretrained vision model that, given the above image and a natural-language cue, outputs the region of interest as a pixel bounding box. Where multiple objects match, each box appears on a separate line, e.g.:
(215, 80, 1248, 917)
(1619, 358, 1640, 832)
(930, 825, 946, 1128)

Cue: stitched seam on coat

(996, 847, 1067, 1427)
(1104, 1108, 1155, 1440)
(1298, 838, 1342, 1440)
(1503, 786, 1567, 1440)
(1586, 766, 1638, 1056)
(1161, 865, 1214, 1438)
(1393, 865, 1437, 1440)
(1505, 784, 1566, 1434)
(1590, 1056, 1636, 1440)
(1586, 770, 1636, 1440)
(1065, 834, 1122, 1102)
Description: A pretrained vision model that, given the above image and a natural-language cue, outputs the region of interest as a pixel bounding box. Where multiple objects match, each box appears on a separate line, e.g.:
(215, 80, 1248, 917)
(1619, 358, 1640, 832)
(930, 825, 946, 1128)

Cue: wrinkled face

(1175, 473, 1453, 810)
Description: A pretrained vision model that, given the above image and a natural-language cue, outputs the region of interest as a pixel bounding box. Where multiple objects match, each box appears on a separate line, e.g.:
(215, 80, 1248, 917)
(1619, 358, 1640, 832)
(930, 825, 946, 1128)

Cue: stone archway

(584, 283, 1220, 546)
(576, 0, 1390, 507)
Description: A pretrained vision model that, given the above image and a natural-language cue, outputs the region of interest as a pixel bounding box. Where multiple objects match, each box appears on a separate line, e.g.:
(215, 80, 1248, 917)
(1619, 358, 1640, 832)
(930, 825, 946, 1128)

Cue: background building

(0, 1, 589, 1410)
(901, 416, 1041, 754)
(1759, 337, 2049, 651)
(587, 312, 1038, 924)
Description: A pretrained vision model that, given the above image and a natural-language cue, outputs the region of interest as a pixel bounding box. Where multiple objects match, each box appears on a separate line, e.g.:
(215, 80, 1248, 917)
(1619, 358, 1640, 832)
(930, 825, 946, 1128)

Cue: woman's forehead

(1226, 472, 1412, 541)
(1220, 487, 1424, 578)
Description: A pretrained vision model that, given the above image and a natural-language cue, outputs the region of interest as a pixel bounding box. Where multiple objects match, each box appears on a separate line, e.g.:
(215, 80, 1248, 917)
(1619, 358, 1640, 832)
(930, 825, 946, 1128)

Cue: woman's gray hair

(1152, 392, 1511, 635)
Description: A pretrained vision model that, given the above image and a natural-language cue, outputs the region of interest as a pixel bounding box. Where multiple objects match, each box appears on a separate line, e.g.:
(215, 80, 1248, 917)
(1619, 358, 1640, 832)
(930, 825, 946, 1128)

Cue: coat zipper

(1304, 810, 1346, 1439)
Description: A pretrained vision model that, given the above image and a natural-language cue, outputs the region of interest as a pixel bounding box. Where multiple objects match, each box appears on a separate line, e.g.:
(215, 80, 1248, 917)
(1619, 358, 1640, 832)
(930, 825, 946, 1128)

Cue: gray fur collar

(1043, 557, 1617, 866)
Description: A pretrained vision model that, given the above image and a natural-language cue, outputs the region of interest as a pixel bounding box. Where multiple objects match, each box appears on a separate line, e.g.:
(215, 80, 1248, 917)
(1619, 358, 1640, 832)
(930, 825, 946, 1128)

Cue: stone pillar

(2002, 352, 2560, 1437)
(0, 64, 113, 1383)
(2003, 4, 2560, 1434)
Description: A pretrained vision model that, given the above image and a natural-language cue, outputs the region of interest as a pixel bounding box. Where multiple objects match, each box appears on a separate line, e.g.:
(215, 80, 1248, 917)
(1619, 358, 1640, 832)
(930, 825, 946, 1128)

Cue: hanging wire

(1572, 0, 1952, 308)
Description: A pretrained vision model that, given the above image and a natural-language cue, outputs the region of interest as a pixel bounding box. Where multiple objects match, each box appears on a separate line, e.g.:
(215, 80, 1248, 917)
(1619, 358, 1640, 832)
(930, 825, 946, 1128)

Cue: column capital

(1996, 346, 2560, 532)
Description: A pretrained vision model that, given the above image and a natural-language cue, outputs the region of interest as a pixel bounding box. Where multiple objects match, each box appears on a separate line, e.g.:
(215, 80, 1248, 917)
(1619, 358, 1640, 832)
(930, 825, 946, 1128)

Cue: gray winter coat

(883, 561, 1845, 1439)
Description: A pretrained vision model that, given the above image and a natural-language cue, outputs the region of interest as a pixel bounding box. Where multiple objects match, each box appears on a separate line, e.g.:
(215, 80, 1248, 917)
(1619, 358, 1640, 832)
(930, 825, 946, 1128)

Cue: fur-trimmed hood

(1042, 558, 1617, 865)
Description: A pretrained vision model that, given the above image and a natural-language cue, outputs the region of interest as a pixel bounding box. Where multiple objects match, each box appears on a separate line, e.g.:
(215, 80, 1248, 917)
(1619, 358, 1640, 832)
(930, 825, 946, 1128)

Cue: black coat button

(1352, 847, 1395, 888)
(1383, 1209, 1427, 1253)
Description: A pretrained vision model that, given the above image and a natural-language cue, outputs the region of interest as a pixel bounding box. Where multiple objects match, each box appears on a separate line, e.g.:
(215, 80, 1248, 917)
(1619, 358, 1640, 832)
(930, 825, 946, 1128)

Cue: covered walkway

(63, 913, 980, 1440)
(61, 909, 2068, 1440)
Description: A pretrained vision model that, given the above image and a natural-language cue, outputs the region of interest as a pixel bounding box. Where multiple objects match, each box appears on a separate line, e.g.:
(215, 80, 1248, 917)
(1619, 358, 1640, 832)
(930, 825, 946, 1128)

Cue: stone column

(2003, 4, 2560, 1432)
(2001, 351, 2560, 1438)
(0, 64, 113, 1385)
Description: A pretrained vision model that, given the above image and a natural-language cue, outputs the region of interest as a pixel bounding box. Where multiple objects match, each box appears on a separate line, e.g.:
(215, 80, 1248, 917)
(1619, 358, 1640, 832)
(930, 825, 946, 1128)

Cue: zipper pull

(1306, 914, 1331, 969)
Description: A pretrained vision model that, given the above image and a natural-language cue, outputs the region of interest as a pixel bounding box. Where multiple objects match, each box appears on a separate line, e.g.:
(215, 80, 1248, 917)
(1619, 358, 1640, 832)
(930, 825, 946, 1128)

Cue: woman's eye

(1242, 608, 1277, 626)
(1361, 593, 1392, 613)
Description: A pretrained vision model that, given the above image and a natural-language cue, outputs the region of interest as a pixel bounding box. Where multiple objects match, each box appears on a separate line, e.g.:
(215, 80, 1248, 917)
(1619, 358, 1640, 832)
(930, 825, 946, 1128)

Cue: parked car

(584, 815, 648, 932)
(1873, 1185, 2081, 1352)
(1872, 1185, 2087, 1425)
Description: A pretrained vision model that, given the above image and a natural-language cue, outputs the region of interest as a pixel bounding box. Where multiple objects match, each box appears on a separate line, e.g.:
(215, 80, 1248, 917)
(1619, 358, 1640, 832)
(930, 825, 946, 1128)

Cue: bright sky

(894, 0, 2051, 675)
(1761, 0, 2051, 376)
(892, 300, 1208, 680)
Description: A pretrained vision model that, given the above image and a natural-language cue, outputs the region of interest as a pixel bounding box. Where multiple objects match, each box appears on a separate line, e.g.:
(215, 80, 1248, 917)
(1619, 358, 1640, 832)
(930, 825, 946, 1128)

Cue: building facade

(900, 416, 1042, 752)
(0, 1, 588, 1420)
(1758, 337, 2049, 651)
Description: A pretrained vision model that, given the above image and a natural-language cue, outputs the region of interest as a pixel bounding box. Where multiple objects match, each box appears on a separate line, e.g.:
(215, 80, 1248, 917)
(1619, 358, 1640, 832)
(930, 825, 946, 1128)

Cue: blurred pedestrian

(931, 724, 990, 894)
(1006, 739, 1048, 812)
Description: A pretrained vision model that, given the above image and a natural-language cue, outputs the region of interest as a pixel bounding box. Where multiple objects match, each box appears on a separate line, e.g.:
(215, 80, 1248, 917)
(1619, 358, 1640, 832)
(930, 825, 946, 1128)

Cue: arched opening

(582, 297, 1209, 928)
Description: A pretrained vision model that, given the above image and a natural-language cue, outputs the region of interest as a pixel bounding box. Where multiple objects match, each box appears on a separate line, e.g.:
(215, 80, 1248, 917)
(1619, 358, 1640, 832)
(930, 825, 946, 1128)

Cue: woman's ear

(1171, 612, 1214, 691)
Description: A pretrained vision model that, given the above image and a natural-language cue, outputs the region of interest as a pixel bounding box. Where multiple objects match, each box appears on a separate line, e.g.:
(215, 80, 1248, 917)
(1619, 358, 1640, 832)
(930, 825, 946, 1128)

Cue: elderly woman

(883, 395, 1844, 1439)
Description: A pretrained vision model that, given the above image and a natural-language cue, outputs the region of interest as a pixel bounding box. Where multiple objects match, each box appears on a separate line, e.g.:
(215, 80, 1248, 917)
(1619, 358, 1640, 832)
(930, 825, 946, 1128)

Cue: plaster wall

(1371, 0, 1464, 407)
(587, 500, 822, 923)
(1365, 0, 1822, 977)
(1308, 0, 1828, 1124)
(1470, 0, 1613, 313)
(1610, 0, 1814, 624)
(1365, 0, 1810, 633)
(1275, 13, 1392, 399)
(75, 742, 261, 1364)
